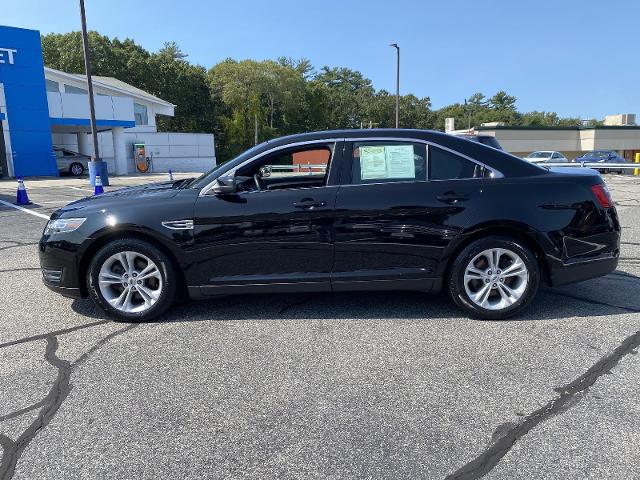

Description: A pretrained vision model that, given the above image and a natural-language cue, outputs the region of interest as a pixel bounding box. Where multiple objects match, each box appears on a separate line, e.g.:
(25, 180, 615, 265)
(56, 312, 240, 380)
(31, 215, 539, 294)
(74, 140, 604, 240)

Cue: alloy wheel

(71, 164, 84, 176)
(98, 251, 163, 313)
(463, 247, 529, 311)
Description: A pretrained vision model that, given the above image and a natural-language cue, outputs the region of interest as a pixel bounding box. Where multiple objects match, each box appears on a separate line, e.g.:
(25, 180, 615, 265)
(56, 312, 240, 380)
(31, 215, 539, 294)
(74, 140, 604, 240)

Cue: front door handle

(293, 198, 327, 209)
(436, 192, 469, 204)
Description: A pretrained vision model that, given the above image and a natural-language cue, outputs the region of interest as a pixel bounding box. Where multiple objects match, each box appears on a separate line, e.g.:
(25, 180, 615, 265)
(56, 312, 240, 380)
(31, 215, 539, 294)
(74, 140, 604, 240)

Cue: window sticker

(360, 146, 388, 179)
(385, 145, 415, 178)
(359, 144, 416, 180)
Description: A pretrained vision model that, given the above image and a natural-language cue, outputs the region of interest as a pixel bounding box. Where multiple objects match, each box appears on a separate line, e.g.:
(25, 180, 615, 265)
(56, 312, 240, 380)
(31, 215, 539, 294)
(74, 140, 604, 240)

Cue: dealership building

(476, 124, 640, 161)
(0, 25, 215, 178)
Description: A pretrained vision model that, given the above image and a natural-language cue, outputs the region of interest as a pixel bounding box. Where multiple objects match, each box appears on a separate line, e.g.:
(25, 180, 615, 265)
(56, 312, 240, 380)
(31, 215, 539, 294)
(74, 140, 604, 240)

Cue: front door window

(234, 144, 334, 192)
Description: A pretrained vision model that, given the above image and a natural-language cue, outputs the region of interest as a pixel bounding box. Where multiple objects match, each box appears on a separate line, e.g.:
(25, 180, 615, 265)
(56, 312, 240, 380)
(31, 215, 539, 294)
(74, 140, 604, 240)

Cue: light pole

(390, 43, 400, 128)
(465, 98, 471, 130)
(79, 0, 108, 185)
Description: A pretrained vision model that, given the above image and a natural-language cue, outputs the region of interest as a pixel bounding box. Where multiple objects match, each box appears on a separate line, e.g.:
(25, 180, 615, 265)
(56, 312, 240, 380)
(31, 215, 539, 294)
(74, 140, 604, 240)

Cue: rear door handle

(437, 192, 469, 203)
(293, 198, 327, 209)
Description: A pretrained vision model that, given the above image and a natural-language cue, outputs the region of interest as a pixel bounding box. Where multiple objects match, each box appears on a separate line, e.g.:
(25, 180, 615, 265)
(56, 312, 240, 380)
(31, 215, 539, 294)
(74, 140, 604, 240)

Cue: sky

(3, 0, 638, 119)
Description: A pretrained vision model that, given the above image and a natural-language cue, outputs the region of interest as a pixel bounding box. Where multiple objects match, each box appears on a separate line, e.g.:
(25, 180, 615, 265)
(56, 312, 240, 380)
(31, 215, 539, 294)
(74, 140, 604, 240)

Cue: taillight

(591, 184, 614, 208)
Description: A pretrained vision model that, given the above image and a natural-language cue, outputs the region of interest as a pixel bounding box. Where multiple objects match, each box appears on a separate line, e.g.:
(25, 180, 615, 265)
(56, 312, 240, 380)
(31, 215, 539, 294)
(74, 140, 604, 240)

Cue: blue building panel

(50, 117, 136, 128)
(0, 25, 57, 176)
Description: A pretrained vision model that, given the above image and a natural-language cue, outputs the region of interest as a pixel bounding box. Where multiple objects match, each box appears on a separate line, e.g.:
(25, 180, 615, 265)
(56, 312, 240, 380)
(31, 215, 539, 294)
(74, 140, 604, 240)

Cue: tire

(69, 162, 85, 176)
(447, 236, 539, 320)
(87, 238, 177, 322)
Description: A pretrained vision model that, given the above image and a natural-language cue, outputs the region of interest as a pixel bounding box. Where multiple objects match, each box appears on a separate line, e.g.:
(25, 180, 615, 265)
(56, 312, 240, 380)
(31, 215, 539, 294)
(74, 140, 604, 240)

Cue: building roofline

(476, 125, 640, 131)
(43, 67, 176, 108)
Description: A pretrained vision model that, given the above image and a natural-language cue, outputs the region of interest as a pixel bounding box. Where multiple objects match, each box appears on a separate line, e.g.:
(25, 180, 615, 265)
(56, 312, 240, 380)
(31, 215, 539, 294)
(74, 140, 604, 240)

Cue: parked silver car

(523, 151, 569, 164)
(54, 147, 90, 176)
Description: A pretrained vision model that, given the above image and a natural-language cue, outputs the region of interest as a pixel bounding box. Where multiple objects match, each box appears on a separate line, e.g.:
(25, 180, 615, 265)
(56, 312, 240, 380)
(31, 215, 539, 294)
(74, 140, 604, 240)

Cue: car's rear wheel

(87, 239, 176, 322)
(69, 162, 84, 176)
(447, 236, 539, 320)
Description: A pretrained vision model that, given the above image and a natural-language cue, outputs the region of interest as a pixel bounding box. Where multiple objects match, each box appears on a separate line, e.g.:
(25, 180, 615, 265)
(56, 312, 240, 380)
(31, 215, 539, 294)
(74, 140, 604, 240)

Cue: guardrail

(268, 164, 327, 170)
(539, 162, 639, 172)
(267, 164, 327, 175)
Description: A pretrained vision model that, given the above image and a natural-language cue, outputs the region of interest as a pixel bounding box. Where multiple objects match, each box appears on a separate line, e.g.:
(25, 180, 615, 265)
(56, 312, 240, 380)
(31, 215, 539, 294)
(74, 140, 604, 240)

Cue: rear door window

(349, 141, 426, 184)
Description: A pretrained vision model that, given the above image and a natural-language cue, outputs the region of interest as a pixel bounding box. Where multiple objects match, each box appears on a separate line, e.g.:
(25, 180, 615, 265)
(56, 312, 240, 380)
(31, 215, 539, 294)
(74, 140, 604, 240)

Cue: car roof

(233, 129, 542, 179)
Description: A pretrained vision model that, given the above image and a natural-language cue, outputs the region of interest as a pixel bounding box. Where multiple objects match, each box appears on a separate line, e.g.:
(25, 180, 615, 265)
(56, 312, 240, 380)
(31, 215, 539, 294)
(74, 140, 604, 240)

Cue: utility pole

(390, 44, 400, 128)
(254, 113, 258, 145)
(79, 0, 108, 185)
(465, 98, 471, 130)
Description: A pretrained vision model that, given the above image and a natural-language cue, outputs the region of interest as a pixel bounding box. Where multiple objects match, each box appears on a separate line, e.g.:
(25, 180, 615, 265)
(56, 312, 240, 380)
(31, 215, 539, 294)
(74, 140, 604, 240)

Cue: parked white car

(523, 151, 569, 164)
(54, 147, 90, 176)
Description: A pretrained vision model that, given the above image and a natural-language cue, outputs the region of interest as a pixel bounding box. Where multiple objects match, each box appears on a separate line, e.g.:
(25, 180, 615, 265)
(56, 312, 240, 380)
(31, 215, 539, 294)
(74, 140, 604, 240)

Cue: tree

(489, 91, 517, 111)
(41, 30, 585, 163)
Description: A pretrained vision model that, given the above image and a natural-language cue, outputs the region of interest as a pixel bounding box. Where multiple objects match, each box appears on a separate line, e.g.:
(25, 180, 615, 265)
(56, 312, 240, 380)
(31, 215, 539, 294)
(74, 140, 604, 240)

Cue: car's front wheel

(69, 162, 85, 176)
(447, 236, 539, 320)
(87, 238, 176, 321)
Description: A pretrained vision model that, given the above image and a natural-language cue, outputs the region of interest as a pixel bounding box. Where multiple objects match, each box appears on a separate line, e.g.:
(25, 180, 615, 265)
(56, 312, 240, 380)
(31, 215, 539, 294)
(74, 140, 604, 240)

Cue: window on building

(64, 84, 88, 95)
(134, 103, 148, 125)
(45, 79, 59, 93)
(429, 146, 489, 180)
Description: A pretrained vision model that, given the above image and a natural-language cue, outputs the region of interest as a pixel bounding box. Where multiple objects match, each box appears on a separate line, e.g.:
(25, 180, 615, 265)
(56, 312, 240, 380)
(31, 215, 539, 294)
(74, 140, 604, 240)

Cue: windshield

(187, 142, 270, 189)
(528, 152, 552, 158)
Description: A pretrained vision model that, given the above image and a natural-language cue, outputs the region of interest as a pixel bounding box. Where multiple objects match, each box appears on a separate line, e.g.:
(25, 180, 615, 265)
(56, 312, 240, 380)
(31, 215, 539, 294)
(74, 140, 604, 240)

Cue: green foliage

(41, 32, 215, 135)
(41, 31, 583, 163)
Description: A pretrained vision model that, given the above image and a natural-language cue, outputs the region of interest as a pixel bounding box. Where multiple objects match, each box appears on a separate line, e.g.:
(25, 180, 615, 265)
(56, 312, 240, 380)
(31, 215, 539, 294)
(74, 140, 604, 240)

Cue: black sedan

(40, 129, 620, 321)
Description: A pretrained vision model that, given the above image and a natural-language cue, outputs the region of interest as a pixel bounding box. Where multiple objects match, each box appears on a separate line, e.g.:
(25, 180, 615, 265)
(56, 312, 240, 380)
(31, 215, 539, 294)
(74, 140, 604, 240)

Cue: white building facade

(45, 67, 216, 175)
(0, 24, 215, 178)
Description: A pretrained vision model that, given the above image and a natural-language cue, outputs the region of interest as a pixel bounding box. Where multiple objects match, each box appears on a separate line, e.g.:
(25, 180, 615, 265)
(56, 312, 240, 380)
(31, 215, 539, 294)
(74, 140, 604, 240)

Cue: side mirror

(211, 175, 237, 195)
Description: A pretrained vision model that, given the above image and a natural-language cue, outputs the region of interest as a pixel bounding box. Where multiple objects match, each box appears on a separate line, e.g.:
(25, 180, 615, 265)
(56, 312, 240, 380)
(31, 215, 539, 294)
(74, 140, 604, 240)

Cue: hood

(55, 180, 185, 216)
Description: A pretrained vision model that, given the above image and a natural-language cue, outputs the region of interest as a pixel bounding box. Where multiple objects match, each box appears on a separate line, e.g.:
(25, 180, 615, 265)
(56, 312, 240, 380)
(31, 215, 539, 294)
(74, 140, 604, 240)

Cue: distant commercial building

(604, 113, 636, 126)
(475, 125, 640, 161)
(0, 25, 215, 178)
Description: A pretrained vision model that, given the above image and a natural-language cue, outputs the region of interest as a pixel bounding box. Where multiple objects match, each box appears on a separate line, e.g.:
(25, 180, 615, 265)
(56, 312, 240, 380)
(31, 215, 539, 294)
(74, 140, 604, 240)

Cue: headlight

(44, 218, 86, 234)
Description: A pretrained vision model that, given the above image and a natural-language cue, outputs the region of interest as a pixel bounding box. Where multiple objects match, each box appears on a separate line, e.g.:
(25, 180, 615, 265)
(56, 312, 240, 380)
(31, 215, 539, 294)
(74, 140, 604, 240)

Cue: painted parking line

(0, 199, 50, 220)
(68, 186, 94, 193)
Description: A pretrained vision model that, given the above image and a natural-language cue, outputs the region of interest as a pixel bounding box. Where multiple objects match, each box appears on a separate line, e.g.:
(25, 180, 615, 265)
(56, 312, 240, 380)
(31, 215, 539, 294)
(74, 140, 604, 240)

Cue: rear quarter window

(429, 146, 489, 180)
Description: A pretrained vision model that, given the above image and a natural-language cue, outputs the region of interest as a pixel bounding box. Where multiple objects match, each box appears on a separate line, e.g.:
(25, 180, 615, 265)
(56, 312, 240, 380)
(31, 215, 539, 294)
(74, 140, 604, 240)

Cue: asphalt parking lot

(0, 174, 639, 479)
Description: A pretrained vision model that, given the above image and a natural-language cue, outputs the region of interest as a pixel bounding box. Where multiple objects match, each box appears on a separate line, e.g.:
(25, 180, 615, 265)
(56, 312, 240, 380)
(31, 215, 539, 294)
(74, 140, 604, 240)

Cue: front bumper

(549, 254, 619, 286)
(39, 236, 87, 299)
(42, 280, 84, 299)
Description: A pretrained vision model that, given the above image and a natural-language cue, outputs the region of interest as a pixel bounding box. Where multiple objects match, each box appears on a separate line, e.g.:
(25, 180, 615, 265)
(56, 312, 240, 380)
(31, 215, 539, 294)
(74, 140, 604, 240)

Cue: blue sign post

(0, 25, 57, 177)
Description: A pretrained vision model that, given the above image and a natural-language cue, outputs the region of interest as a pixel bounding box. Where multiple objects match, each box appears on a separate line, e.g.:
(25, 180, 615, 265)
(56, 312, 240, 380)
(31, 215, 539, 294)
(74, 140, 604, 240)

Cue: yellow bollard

(635, 152, 640, 176)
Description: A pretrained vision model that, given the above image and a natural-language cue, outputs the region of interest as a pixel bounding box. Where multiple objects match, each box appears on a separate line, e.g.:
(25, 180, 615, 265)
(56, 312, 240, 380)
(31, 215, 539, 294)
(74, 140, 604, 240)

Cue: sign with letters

(0, 47, 17, 64)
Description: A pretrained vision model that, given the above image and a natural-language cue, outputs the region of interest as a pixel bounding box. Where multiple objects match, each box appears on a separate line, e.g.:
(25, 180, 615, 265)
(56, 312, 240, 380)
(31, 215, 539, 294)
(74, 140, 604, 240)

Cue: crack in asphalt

(0, 242, 39, 252)
(0, 320, 110, 350)
(0, 324, 136, 480)
(541, 289, 640, 313)
(0, 402, 47, 423)
(0, 336, 71, 480)
(446, 291, 640, 480)
(0, 268, 41, 274)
